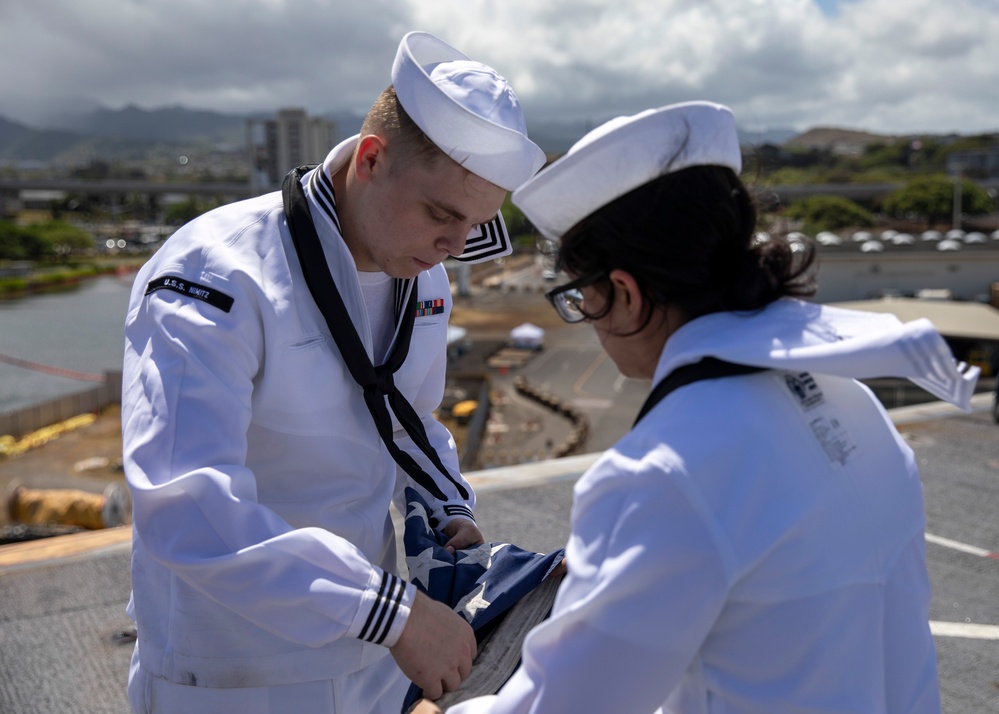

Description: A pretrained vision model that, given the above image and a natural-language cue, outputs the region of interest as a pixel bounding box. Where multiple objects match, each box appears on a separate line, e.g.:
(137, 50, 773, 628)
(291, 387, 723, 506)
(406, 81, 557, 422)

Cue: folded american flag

(401, 487, 565, 710)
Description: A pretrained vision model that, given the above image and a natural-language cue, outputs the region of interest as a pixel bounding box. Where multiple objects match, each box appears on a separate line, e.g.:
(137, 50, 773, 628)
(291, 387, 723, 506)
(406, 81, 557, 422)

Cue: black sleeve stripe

(373, 577, 405, 645)
(358, 572, 405, 644)
(368, 574, 404, 646)
(365, 575, 393, 645)
(443, 504, 475, 521)
(358, 572, 389, 642)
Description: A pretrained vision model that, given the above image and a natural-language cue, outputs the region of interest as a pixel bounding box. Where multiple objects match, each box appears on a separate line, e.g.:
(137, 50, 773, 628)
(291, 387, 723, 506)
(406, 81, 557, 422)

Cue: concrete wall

(0, 371, 121, 439)
(812, 250, 999, 304)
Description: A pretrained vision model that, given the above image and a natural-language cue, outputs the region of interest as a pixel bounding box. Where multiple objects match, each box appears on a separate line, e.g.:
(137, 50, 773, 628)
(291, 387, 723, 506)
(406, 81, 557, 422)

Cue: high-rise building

(246, 109, 337, 190)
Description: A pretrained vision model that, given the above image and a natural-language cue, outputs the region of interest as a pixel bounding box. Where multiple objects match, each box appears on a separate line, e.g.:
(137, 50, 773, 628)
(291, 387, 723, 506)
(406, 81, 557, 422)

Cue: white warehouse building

(801, 229, 999, 305)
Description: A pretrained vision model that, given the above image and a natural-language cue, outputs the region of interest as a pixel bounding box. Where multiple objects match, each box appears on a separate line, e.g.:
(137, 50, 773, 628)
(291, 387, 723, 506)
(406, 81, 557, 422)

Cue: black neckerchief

(634, 357, 768, 427)
(282, 166, 469, 502)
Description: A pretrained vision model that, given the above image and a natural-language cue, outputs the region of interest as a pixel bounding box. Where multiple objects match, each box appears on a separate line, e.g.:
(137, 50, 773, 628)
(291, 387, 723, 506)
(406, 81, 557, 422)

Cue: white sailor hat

(392, 31, 546, 192)
(512, 101, 742, 242)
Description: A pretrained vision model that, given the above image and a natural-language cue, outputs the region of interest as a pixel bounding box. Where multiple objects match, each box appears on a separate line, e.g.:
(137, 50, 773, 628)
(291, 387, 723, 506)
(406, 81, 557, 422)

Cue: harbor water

(0, 273, 138, 416)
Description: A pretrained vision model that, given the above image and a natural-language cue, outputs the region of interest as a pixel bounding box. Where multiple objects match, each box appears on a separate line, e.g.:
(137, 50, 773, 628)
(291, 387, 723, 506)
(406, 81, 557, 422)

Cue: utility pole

(952, 164, 963, 230)
(456, 261, 471, 297)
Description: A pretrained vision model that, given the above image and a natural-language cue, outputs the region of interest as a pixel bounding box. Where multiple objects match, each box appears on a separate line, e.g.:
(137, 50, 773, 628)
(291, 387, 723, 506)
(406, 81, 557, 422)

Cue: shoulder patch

(781, 371, 857, 467)
(145, 275, 234, 313)
(783, 371, 824, 410)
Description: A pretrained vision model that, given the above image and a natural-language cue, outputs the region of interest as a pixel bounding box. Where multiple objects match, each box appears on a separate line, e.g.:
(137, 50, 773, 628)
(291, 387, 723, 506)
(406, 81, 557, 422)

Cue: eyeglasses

(544, 272, 607, 323)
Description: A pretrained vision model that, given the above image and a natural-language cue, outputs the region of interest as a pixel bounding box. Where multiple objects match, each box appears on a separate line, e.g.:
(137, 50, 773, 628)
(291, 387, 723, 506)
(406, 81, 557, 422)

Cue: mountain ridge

(0, 105, 946, 165)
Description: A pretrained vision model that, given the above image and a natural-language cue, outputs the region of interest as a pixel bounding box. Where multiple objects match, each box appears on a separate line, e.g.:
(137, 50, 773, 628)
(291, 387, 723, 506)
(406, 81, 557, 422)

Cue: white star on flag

(454, 581, 492, 622)
(405, 500, 432, 531)
(407, 546, 453, 590)
(458, 542, 508, 570)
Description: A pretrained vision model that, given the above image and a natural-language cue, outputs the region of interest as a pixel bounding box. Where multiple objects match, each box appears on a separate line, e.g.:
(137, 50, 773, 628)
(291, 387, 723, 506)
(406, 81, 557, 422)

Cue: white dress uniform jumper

(447, 102, 976, 713)
(447, 299, 973, 714)
(122, 28, 544, 713)
(124, 148, 518, 713)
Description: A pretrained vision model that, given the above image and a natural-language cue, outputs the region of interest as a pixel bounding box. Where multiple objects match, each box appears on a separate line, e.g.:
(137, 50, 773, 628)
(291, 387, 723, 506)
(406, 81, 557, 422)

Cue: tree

(0, 221, 38, 261)
(500, 195, 533, 237)
(783, 195, 874, 234)
(882, 175, 994, 226)
(164, 196, 217, 226)
(0, 220, 96, 262)
(860, 141, 911, 170)
(31, 221, 96, 261)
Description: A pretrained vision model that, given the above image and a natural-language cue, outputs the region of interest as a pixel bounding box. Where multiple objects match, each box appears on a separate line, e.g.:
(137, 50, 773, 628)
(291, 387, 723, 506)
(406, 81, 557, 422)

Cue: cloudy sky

(1, 0, 997, 136)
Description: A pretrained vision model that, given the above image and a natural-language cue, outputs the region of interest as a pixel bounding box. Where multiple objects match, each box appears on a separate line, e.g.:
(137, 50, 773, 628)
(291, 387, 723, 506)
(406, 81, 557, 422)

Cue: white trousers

(128, 645, 411, 714)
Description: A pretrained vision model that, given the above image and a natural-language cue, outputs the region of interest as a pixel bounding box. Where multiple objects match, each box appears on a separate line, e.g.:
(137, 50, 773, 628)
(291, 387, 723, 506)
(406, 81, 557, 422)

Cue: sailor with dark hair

(414, 101, 977, 713)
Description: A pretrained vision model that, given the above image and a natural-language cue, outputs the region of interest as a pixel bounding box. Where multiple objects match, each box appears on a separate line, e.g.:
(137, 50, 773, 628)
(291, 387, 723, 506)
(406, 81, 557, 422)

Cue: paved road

(903, 407, 999, 713)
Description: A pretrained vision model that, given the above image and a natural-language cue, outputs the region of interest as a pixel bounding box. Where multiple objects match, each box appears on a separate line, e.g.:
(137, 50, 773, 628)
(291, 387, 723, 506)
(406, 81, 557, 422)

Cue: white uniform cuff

(350, 568, 416, 648)
(434, 503, 475, 528)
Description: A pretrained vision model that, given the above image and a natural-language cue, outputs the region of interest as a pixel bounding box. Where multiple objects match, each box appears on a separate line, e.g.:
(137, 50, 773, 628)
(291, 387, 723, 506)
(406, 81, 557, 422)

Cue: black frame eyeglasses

(544, 271, 607, 323)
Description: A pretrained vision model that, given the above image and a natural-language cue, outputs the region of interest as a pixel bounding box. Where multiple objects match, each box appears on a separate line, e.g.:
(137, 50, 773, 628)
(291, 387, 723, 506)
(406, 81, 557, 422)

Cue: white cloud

(0, 0, 410, 121)
(404, 0, 999, 134)
(0, 0, 997, 135)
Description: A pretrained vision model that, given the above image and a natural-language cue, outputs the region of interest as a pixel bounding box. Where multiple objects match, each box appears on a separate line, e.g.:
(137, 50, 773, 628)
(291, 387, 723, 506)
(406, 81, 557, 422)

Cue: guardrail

(0, 371, 122, 440)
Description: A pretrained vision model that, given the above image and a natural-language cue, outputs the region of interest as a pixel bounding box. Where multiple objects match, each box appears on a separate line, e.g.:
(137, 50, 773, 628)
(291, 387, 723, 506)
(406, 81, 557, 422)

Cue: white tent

(509, 322, 545, 349)
(447, 325, 468, 346)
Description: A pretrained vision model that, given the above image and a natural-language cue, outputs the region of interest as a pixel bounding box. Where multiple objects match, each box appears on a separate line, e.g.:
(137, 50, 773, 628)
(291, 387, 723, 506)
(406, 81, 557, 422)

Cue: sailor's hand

(549, 557, 569, 578)
(442, 518, 484, 553)
(391, 590, 476, 700)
